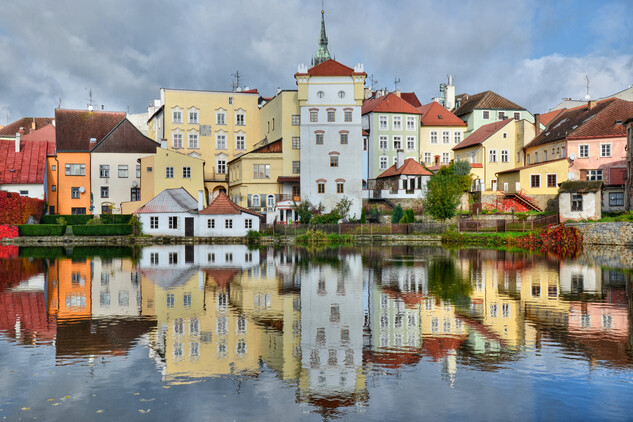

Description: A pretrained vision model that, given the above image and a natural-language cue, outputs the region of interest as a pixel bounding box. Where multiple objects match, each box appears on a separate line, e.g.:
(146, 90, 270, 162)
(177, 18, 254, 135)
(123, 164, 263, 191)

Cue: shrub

(392, 204, 404, 223)
(72, 224, 133, 236)
(56, 217, 67, 226)
(0, 192, 44, 224)
(100, 214, 133, 224)
(86, 217, 104, 225)
(311, 213, 340, 224)
(404, 209, 415, 223)
(246, 230, 262, 242)
(129, 215, 142, 235)
(296, 229, 328, 244)
(18, 225, 65, 236)
(360, 208, 366, 224)
(41, 215, 93, 225)
(0, 225, 19, 239)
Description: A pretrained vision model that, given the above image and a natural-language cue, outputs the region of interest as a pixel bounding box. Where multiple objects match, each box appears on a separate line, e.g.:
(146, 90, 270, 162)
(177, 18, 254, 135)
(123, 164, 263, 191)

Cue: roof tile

(377, 158, 432, 179)
(200, 191, 262, 217)
(0, 118, 54, 136)
(417, 102, 466, 126)
(55, 109, 125, 152)
(453, 91, 525, 117)
(453, 119, 513, 150)
(362, 93, 423, 115)
(0, 140, 50, 184)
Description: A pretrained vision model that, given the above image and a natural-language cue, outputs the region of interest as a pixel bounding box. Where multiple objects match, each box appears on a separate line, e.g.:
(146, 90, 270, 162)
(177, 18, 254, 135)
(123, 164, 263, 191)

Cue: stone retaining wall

(569, 222, 633, 247)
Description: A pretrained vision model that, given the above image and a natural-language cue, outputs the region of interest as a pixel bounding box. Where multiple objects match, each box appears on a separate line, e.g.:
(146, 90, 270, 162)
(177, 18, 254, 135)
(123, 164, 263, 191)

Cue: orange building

(47, 258, 92, 320)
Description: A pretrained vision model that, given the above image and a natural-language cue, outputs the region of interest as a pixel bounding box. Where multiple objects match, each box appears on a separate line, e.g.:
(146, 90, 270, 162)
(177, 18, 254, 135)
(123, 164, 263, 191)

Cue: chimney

(588, 100, 597, 110)
(197, 190, 204, 211)
(445, 75, 455, 110)
(15, 133, 20, 153)
(395, 90, 401, 97)
(534, 113, 541, 136)
(396, 149, 404, 169)
(31, 119, 36, 130)
(160, 139, 167, 149)
(18, 127, 24, 135)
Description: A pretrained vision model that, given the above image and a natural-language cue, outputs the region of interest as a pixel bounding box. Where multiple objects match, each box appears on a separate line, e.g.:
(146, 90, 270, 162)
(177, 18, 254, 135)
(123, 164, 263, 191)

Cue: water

(1, 244, 633, 421)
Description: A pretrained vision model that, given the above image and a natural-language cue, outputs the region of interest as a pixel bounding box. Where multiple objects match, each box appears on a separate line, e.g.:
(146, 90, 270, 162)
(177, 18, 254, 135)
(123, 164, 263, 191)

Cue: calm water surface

(1, 245, 633, 421)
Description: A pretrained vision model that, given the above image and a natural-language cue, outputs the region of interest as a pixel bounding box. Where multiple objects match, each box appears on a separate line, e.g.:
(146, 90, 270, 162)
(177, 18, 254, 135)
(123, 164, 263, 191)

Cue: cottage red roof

(0, 117, 54, 136)
(377, 158, 432, 179)
(55, 109, 125, 152)
(0, 139, 51, 184)
(297, 59, 366, 77)
(362, 93, 423, 115)
(417, 101, 466, 126)
(453, 119, 513, 151)
(200, 191, 262, 217)
(453, 91, 525, 117)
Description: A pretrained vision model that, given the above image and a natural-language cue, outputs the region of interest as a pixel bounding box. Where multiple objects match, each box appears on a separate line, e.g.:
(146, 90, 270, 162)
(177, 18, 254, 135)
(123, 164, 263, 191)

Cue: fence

(457, 214, 559, 233)
(261, 222, 450, 236)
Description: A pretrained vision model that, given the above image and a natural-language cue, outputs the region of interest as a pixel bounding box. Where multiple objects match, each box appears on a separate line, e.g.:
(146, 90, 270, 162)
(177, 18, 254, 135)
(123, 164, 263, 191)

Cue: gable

(91, 119, 158, 153)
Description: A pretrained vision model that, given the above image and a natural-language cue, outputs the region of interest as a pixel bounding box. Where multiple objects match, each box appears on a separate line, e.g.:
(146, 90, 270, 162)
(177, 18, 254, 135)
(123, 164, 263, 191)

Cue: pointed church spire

(312, 8, 331, 67)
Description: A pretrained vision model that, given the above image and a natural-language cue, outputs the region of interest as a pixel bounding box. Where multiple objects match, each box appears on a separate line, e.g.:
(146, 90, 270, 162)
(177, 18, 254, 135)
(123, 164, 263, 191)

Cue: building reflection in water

(0, 244, 632, 416)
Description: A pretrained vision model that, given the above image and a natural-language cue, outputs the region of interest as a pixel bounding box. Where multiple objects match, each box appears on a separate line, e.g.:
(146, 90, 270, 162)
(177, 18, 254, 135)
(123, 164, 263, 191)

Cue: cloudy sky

(1, 0, 632, 122)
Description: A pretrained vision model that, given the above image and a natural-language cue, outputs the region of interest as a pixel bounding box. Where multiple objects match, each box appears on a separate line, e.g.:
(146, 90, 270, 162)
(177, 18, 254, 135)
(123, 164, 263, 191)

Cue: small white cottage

(558, 181, 602, 222)
(370, 152, 432, 200)
(135, 188, 200, 236)
(199, 191, 262, 236)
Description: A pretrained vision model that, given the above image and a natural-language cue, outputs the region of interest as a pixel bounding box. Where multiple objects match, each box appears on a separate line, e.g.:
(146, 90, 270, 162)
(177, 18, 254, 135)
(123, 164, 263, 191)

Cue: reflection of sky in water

(0, 245, 632, 420)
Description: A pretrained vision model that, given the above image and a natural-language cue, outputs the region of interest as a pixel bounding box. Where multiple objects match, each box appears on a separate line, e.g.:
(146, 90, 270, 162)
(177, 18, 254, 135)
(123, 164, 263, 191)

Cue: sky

(0, 0, 632, 123)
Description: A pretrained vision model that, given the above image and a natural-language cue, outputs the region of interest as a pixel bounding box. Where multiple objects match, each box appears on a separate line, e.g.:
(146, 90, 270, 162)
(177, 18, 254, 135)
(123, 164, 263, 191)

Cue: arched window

(252, 195, 260, 207)
(267, 195, 275, 208)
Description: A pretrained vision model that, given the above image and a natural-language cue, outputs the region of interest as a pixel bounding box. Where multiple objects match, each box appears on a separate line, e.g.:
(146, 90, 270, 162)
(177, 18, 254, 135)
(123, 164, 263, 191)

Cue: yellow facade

(260, 91, 301, 177)
(498, 158, 569, 196)
(147, 89, 261, 195)
(228, 150, 284, 210)
(420, 125, 467, 166)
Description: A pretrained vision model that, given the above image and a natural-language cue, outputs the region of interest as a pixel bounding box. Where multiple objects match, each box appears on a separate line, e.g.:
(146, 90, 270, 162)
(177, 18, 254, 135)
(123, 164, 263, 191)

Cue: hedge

(71, 224, 133, 236)
(100, 214, 133, 224)
(18, 224, 66, 237)
(41, 215, 93, 225)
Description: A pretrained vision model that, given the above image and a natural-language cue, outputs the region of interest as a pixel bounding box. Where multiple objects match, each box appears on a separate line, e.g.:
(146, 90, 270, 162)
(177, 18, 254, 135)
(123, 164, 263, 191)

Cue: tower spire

(312, 5, 331, 67)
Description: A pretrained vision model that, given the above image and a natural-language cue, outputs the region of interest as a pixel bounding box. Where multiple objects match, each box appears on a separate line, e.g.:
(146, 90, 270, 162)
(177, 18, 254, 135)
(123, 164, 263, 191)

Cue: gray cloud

(0, 0, 631, 122)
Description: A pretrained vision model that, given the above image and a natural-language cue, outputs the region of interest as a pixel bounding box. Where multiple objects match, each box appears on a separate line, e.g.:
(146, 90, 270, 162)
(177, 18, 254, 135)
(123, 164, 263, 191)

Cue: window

(393, 136, 402, 149)
(513, 112, 520, 120)
(392, 115, 402, 130)
(442, 152, 450, 164)
(340, 133, 348, 144)
(406, 136, 415, 150)
(131, 188, 140, 201)
(601, 143, 611, 157)
(216, 112, 226, 125)
(52, 185, 56, 192)
(379, 115, 388, 130)
(101, 186, 109, 198)
(166, 167, 174, 178)
(571, 193, 583, 211)
(330, 156, 339, 167)
(430, 131, 438, 144)
(245, 219, 253, 229)
(99, 165, 110, 178)
(327, 110, 335, 122)
(169, 252, 178, 265)
(609, 192, 624, 207)
(489, 150, 497, 163)
(547, 173, 557, 188)
(150, 252, 159, 265)
(166, 293, 174, 308)
(65, 164, 85, 176)
(344, 110, 352, 122)
(52, 165, 56, 171)
(225, 219, 233, 229)
(289, 136, 300, 150)
(379, 136, 388, 150)
(586, 169, 603, 181)
(71, 207, 86, 215)
(182, 167, 191, 178)
(172, 110, 182, 123)
(483, 110, 490, 119)
(315, 133, 324, 144)
(217, 159, 226, 174)
(310, 110, 318, 122)
(292, 185, 300, 198)
(406, 116, 416, 130)
(150, 216, 158, 229)
(228, 96, 233, 105)
(498, 111, 506, 119)
(118, 165, 128, 178)
(188, 133, 199, 149)
(501, 150, 509, 163)
(337, 183, 344, 193)
(317, 182, 325, 193)
(292, 115, 300, 125)
(136, 164, 141, 178)
(579, 144, 589, 158)
(234, 134, 245, 150)
(544, 150, 548, 161)
(424, 152, 431, 164)
(207, 219, 215, 229)
(71, 187, 80, 199)
(267, 195, 275, 208)
(216, 134, 226, 149)
(253, 164, 270, 179)
(442, 131, 450, 144)
(502, 132, 508, 139)
(454, 131, 462, 144)
(379, 156, 388, 169)
(169, 216, 178, 229)
(236, 113, 245, 126)
(292, 161, 300, 174)
(530, 174, 540, 188)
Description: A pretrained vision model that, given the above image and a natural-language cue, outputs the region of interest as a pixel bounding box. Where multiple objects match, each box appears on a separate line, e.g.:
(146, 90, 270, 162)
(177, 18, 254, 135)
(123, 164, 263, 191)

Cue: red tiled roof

(297, 59, 366, 77)
(0, 117, 54, 136)
(400, 92, 422, 108)
(453, 91, 525, 117)
(453, 119, 513, 150)
(377, 158, 432, 179)
(55, 109, 125, 152)
(200, 191, 262, 217)
(21, 123, 55, 143)
(0, 139, 50, 184)
(539, 109, 567, 127)
(203, 268, 241, 287)
(417, 101, 466, 126)
(362, 93, 423, 115)
(0, 291, 57, 343)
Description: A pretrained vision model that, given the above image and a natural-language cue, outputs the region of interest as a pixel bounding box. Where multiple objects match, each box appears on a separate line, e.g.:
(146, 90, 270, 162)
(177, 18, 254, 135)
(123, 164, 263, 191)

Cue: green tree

(360, 208, 366, 224)
(293, 199, 315, 224)
(333, 196, 353, 221)
(391, 204, 404, 223)
(404, 208, 415, 223)
(423, 161, 471, 221)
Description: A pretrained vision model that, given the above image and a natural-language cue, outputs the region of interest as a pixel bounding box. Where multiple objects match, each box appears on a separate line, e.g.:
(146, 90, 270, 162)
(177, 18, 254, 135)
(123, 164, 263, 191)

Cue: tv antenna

(585, 75, 590, 100)
(86, 88, 96, 110)
(369, 74, 378, 90)
(231, 71, 243, 91)
(393, 77, 401, 92)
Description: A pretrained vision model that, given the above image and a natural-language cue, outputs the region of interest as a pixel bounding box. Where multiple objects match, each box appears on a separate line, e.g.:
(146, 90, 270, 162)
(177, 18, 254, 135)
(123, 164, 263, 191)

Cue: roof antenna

(231, 71, 242, 92)
(393, 77, 401, 92)
(584, 75, 590, 101)
(369, 74, 378, 91)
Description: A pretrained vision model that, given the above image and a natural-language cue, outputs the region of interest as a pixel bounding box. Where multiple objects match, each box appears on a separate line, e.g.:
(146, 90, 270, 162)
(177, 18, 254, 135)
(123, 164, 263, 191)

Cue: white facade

(92, 257, 141, 317)
(370, 174, 430, 200)
(138, 244, 260, 270)
(0, 183, 45, 200)
(138, 211, 198, 237)
(198, 212, 260, 237)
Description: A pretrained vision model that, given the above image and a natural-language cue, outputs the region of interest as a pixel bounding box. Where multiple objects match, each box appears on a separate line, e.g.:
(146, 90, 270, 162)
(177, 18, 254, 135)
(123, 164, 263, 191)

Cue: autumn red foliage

(0, 256, 44, 290)
(0, 225, 18, 239)
(0, 191, 44, 224)
(513, 224, 583, 258)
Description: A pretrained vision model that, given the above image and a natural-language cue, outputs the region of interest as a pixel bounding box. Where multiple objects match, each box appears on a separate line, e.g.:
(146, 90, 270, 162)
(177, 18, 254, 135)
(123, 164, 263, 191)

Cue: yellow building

(147, 88, 261, 199)
(418, 101, 467, 168)
(453, 119, 535, 192)
(121, 147, 205, 213)
(497, 158, 569, 197)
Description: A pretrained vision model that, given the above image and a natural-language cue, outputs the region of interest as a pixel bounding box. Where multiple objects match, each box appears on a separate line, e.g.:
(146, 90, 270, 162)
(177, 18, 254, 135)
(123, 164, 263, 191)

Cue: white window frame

(168, 216, 178, 229)
(424, 152, 431, 164)
(182, 167, 191, 178)
(216, 133, 227, 150)
(235, 112, 245, 126)
(392, 115, 402, 130)
(442, 131, 450, 144)
(225, 219, 233, 229)
(579, 144, 589, 158)
(118, 165, 128, 178)
(188, 132, 199, 149)
(430, 131, 438, 144)
(99, 165, 110, 178)
(165, 166, 174, 178)
(501, 149, 509, 163)
(406, 116, 416, 131)
(217, 159, 227, 175)
(489, 149, 497, 163)
(600, 143, 611, 157)
(235, 134, 245, 150)
(150, 216, 158, 229)
(172, 109, 182, 124)
(379, 156, 388, 169)
(172, 132, 183, 149)
(379, 115, 388, 130)
(393, 136, 402, 150)
(216, 111, 226, 125)
(379, 135, 388, 150)
(530, 174, 540, 188)
(292, 137, 300, 149)
(406, 136, 416, 151)
(442, 152, 450, 164)
(252, 195, 260, 207)
(188, 110, 198, 124)
(586, 169, 603, 181)
(454, 131, 462, 144)
(482, 110, 490, 119)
